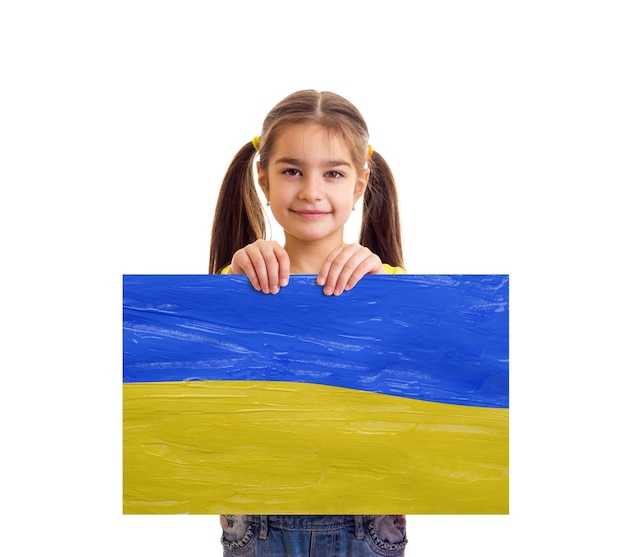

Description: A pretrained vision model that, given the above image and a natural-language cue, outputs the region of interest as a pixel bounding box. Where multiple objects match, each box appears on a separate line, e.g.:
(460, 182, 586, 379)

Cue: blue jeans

(221, 515, 407, 557)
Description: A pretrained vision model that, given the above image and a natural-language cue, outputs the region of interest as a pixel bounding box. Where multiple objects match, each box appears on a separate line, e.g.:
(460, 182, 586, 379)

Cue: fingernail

(318, 277, 326, 286)
(280, 278, 288, 287)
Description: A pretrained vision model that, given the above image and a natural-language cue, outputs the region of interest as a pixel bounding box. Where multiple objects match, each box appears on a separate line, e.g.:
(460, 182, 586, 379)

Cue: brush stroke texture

(124, 380, 508, 514)
(123, 274, 509, 408)
(122, 275, 509, 514)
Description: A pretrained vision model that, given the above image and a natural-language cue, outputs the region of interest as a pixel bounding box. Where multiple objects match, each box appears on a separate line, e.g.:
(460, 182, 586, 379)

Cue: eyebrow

(274, 157, 351, 167)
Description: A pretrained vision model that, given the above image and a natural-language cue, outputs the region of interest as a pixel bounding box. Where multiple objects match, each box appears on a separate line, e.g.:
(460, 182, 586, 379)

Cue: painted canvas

(123, 274, 509, 514)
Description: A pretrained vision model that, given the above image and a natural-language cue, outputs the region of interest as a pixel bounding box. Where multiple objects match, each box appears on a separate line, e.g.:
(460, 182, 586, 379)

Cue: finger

(261, 243, 285, 294)
(330, 250, 370, 295)
(248, 245, 276, 294)
(252, 241, 290, 294)
(342, 253, 383, 292)
(321, 244, 362, 296)
(231, 250, 263, 292)
(317, 244, 346, 292)
(272, 244, 291, 288)
(323, 246, 383, 296)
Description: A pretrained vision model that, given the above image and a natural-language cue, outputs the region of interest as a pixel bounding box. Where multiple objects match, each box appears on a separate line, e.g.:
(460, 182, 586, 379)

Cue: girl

(209, 90, 408, 557)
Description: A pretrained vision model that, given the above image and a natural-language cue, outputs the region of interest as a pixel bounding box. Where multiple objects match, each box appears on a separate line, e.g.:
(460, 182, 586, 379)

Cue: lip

(291, 210, 331, 219)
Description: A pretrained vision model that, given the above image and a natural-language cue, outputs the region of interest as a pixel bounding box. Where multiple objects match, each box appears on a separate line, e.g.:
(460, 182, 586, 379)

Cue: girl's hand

(229, 240, 290, 294)
(317, 244, 384, 296)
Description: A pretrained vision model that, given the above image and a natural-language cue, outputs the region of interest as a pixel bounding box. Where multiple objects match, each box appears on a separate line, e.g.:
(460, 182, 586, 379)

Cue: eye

(282, 168, 302, 177)
(325, 170, 344, 179)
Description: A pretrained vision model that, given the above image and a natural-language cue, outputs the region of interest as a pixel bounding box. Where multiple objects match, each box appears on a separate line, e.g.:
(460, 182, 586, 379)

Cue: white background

(2, 1, 625, 555)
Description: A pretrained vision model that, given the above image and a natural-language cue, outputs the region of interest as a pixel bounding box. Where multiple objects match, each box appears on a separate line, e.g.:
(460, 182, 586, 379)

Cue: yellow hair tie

(252, 136, 261, 151)
(367, 144, 374, 159)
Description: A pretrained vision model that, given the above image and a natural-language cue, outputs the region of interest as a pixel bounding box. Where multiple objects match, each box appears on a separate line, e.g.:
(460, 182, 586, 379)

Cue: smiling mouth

(291, 210, 331, 219)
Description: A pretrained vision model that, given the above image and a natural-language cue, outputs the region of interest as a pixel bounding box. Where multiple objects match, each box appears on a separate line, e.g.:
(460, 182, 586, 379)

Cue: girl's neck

(284, 236, 344, 274)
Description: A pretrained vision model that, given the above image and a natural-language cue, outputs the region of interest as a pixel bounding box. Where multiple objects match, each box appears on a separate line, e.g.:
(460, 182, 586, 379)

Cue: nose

(298, 175, 324, 201)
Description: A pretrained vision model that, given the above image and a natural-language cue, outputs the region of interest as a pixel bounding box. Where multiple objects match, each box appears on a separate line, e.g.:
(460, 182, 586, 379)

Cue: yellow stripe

(123, 380, 508, 514)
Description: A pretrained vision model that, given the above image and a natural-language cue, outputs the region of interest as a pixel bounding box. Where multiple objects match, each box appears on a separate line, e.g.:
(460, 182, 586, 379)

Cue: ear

(353, 167, 370, 204)
(257, 161, 270, 201)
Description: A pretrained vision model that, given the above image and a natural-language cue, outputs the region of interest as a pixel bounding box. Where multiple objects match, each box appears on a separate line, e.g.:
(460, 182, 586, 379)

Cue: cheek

(340, 188, 359, 207)
(328, 196, 355, 218)
(268, 188, 291, 209)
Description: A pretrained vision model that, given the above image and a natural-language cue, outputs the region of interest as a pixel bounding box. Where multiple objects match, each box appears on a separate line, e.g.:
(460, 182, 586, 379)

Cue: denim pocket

(363, 515, 407, 556)
(221, 515, 258, 556)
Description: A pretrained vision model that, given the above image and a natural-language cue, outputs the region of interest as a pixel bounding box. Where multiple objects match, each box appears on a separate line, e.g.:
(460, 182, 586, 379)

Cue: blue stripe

(123, 274, 509, 408)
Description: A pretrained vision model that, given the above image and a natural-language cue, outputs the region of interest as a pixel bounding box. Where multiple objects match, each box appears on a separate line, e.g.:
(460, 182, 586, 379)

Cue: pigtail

(209, 141, 265, 274)
(360, 151, 405, 269)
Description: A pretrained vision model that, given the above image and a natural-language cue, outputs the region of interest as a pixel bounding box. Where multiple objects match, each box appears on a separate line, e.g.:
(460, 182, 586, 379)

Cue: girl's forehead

(272, 123, 352, 161)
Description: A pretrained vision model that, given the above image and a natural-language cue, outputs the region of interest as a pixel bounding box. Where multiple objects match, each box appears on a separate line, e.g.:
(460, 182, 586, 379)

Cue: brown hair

(209, 90, 404, 273)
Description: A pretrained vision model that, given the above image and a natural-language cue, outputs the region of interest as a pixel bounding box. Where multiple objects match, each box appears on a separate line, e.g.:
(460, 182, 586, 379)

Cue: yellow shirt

(382, 264, 407, 274)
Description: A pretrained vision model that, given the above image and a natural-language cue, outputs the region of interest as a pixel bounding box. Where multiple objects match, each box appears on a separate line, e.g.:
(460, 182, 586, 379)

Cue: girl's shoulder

(382, 264, 407, 275)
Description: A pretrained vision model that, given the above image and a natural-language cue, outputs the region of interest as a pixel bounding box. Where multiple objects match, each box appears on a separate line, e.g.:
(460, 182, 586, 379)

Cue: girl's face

(257, 123, 369, 249)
